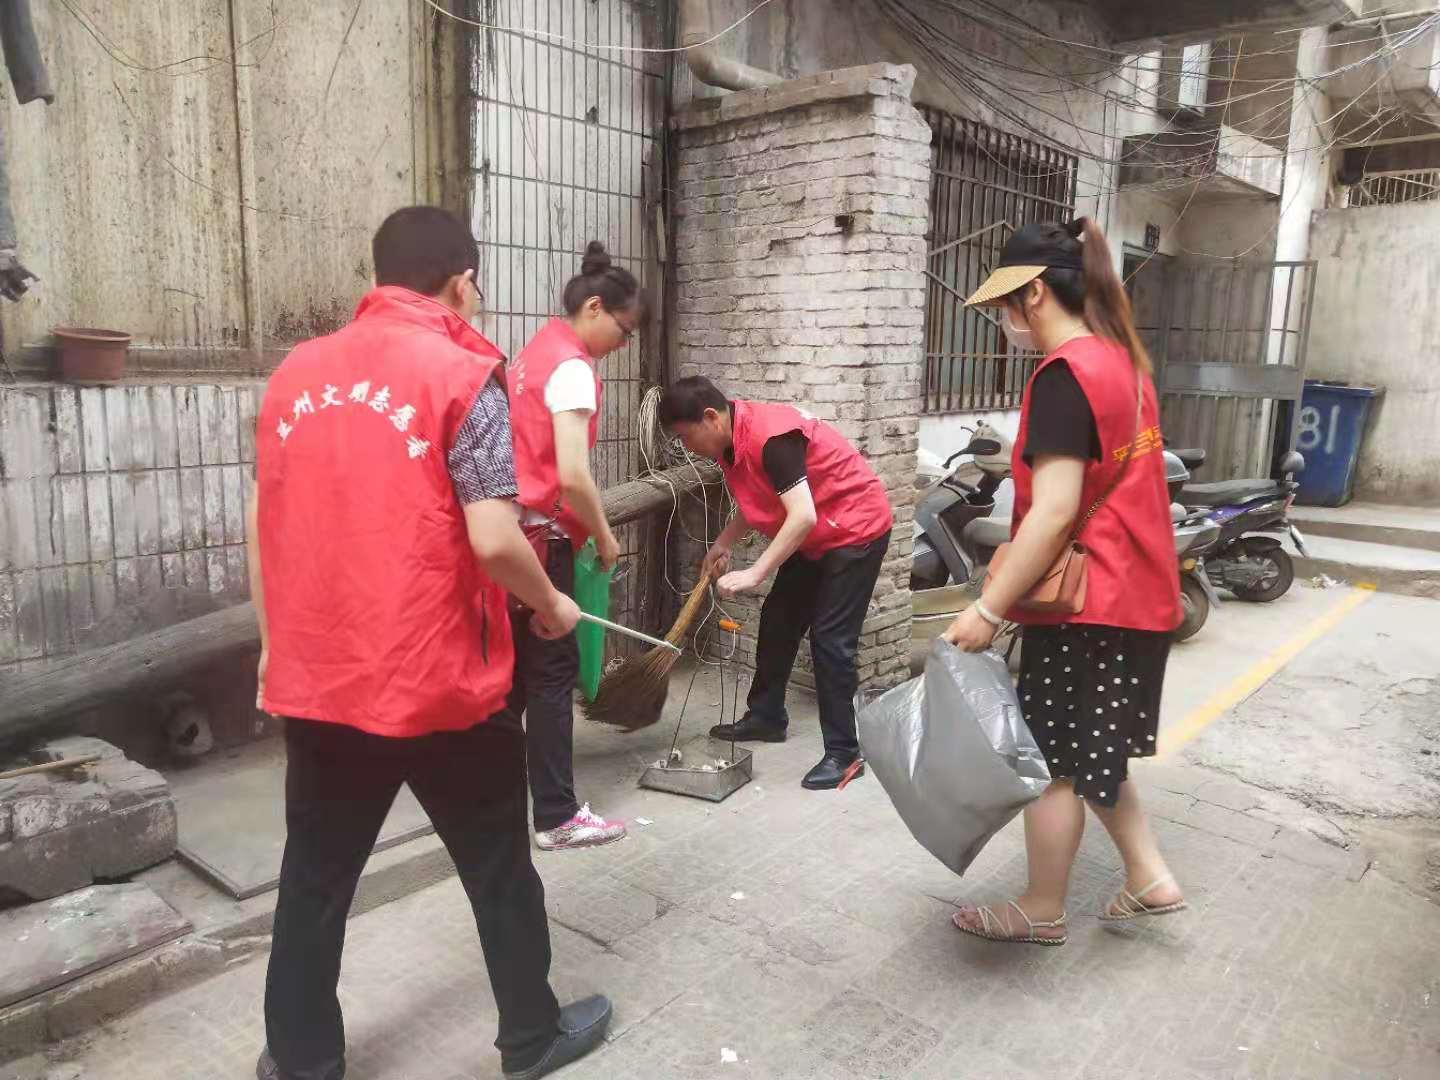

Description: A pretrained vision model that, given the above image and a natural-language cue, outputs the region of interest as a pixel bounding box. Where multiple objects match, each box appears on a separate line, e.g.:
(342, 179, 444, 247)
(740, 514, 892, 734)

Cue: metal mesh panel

(469, 0, 669, 639)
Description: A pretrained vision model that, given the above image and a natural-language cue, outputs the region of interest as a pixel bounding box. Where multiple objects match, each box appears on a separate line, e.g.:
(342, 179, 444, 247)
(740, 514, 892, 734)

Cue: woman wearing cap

(943, 218, 1184, 946)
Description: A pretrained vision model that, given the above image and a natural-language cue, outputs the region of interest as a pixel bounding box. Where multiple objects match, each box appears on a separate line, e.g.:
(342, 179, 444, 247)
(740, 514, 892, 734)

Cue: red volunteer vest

(509, 319, 603, 547)
(256, 287, 514, 737)
(721, 400, 894, 559)
(1009, 336, 1181, 632)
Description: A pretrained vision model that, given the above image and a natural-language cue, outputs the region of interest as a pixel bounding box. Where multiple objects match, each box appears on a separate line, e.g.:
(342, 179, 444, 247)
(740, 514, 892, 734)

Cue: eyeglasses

(608, 308, 636, 342)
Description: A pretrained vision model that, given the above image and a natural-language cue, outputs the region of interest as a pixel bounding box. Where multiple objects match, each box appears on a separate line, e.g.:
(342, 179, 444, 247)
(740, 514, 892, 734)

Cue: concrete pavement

(4, 584, 1439, 1080)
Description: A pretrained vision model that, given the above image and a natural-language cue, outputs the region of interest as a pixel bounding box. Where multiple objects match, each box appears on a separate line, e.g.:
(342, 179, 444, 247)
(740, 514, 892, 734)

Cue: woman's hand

(942, 605, 998, 653)
(256, 648, 269, 711)
(595, 527, 622, 571)
(716, 567, 762, 598)
(701, 540, 732, 580)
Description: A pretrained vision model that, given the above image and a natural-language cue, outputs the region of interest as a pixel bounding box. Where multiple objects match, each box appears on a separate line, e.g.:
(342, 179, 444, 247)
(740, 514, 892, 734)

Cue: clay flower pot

(53, 327, 131, 383)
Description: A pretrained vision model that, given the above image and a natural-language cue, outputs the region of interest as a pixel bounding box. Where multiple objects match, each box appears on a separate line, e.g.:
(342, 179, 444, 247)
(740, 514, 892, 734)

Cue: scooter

(1180, 450, 1309, 603)
(911, 422, 1012, 591)
(914, 436, 1219, 642)
(1165, 448, 1223, 641)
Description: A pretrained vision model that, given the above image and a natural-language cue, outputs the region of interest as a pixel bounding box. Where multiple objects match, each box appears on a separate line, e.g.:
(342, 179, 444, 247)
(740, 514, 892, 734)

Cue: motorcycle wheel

(1174, 575, 1210, 642)
(1231, 544, 1295, 603)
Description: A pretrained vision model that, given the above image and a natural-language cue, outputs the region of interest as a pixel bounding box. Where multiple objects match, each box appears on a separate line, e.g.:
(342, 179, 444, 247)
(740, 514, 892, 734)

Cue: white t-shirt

(544, 358, 597, 416)
(522, 358, 596, 533)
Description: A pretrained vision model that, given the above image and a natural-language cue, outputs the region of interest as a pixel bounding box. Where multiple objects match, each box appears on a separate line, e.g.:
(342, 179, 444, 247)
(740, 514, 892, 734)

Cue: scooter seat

(962, 518, 1012, 550)
(1181, 479, 1281, 507)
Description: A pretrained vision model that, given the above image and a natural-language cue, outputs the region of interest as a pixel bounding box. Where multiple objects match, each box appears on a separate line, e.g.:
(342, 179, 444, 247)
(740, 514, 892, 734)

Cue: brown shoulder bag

(988, 379, 1144, 616)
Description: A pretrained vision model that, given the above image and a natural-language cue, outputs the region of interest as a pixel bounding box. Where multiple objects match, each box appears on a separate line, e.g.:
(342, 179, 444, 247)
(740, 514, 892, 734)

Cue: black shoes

(709, 711, 787, 743)
(802, 754, 863, 790)
(256, 1049, 344, 1080)
(504, 995, 614, 1079)
(256, 996, 610, 1080)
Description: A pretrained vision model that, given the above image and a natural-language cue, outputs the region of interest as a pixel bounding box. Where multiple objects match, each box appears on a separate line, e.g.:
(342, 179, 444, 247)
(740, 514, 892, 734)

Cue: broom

(583, 569, 715, 732)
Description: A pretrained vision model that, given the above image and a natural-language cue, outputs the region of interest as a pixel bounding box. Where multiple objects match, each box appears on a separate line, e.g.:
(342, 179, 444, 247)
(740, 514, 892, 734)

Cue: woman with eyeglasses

(504, 240, 644, 852)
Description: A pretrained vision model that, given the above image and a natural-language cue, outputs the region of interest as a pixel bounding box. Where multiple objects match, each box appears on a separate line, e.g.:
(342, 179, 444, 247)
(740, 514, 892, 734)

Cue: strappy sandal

(1098, 876, 1188, 922)
(950, 901, 1068, 946)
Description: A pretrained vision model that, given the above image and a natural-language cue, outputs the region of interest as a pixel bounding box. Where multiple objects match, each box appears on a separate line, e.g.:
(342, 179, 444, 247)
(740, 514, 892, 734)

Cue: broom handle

(664, 568, 716, 645)
(577, 611, 681, 654)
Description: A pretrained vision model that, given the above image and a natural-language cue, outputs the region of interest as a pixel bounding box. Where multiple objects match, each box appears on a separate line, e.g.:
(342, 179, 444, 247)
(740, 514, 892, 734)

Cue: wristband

(973, 600, 1003, 627)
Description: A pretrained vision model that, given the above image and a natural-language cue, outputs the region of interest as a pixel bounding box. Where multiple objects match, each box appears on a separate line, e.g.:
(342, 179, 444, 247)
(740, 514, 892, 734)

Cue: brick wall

(670, 63, 930, 691)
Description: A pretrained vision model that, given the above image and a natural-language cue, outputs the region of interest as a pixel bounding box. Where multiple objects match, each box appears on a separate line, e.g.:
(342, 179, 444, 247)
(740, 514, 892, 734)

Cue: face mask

(1002, 308, 1038, 351)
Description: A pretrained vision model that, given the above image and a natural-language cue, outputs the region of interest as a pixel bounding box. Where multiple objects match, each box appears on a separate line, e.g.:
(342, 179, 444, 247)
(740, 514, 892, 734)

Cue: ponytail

(1069, 217, 1153, 378)
(1018, 218, 1152, 379)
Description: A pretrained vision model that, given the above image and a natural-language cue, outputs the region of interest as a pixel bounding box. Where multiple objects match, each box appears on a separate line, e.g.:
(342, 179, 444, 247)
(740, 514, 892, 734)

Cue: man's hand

(532, 592, 581, 640)
(942, 605, 998, 653)
(716, 567, 762, 598)
(256, 648, 269, 712)
(596, 527, 621, 571)
(701, 540, 732, 580)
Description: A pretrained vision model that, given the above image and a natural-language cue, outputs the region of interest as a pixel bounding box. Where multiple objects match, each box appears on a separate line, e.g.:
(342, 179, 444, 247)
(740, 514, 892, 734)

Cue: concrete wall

(0, 1, 470, 683)
(0, 1, 454, 369)
(1307, 202, 1440, 504)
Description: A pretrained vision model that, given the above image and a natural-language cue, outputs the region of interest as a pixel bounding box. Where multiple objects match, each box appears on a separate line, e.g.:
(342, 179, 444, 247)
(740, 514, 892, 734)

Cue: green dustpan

(574, 539, 614, 702)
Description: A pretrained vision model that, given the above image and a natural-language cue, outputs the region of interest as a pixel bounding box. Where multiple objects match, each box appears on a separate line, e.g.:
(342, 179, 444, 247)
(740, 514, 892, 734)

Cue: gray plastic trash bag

(856, 639, 1050, 876)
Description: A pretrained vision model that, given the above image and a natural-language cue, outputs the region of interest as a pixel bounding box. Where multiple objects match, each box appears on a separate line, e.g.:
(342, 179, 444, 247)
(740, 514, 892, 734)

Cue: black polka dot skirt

(1018, 623, 1172, 807)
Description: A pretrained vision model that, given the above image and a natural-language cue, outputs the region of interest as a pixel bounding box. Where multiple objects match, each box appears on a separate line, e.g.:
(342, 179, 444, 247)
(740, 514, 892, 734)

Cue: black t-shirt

(724, 404, 809, 494)
(1021, 361, 1101, 464)
(759, 431, 808, 494)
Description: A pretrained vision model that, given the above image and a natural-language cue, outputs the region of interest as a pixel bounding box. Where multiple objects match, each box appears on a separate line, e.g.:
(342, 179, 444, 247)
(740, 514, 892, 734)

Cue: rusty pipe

(680, 0, 783, 92)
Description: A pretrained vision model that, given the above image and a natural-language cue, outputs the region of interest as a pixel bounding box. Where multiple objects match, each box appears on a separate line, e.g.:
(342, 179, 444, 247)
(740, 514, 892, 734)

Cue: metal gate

(469, 0, 671, 639)
(920, 107, 1079, 413)
(1126, 254, 1317, 481)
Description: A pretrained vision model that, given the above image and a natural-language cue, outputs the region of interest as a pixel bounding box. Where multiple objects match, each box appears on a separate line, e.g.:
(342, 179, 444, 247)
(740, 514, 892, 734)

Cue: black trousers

(264, 717, 560, 1078)
(502, 537, 582, 832)
(746, 531, 891, 759)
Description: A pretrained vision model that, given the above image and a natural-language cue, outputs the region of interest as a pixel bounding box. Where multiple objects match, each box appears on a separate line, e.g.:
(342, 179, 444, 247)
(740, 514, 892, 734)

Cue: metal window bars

(1345, 169, 1440, 207)
(919, 107, 1079, 414)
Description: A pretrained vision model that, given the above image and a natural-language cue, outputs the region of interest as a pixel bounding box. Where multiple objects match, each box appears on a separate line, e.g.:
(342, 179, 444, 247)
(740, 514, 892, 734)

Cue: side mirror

(1280, 450, 1305, 476)
(969, 438, 1003, 457)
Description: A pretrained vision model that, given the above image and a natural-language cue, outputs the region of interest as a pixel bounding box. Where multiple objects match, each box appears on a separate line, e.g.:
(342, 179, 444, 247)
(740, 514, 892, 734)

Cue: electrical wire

(881, 0, 1430, 203)
(59, 0, 281, 75)
(419, 0, 776, 54)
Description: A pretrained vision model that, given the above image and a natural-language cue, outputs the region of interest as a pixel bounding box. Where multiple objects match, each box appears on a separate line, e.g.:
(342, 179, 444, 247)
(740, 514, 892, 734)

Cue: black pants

(503, 537, 582, 832)
(746, 531, 890, 759)
(264, 718, 560, 1078)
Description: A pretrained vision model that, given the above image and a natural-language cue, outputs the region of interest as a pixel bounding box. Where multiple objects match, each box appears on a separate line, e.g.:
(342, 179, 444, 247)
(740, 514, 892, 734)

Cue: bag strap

(1071, 376, 1145, 543)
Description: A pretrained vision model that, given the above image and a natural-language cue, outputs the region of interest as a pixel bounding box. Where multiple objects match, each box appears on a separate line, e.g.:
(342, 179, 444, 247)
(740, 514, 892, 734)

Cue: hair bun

(580, 240, 612, 276)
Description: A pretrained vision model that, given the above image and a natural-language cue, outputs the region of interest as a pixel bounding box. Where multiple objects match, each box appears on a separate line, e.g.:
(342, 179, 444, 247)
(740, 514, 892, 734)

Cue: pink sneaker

(535, 804, 627, 851)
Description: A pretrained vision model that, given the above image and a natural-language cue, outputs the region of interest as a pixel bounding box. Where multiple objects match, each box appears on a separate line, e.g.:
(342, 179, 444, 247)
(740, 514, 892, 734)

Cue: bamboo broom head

(583, 569, 714, 731)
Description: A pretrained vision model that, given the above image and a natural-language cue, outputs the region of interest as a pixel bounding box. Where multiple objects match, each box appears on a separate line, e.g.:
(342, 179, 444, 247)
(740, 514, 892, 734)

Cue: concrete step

(1295, 532, 1440, 598)
(1291, 502, 1440, 553)
(0, 832, 458, 1060)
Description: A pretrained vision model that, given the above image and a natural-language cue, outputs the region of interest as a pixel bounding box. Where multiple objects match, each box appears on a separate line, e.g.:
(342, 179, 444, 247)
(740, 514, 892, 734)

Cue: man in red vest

(249, 207, 609, 1080)
(659, 376, 894, 790)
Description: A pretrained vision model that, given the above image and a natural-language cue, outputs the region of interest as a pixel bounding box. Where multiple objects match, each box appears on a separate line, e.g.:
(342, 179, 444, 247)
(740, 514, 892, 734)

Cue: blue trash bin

(1293, 381, 1383, 507)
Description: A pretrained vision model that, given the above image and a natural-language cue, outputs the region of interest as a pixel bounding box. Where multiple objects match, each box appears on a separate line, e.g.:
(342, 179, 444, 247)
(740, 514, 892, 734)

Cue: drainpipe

(680, 0, 783, 91)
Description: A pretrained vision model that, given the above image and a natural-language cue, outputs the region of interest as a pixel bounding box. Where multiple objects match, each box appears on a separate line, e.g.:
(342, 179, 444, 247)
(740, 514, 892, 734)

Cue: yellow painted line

(1156, 584, 1377, 761)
